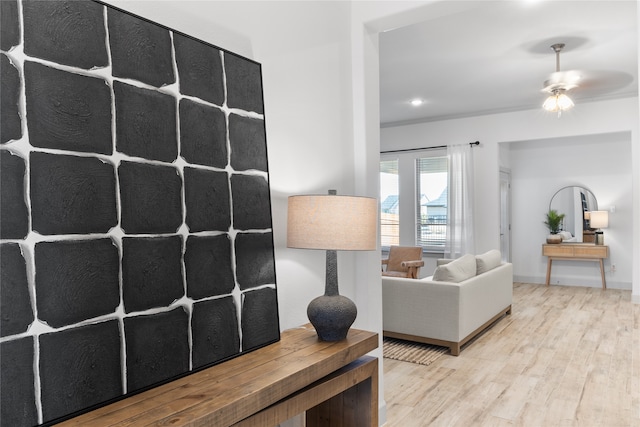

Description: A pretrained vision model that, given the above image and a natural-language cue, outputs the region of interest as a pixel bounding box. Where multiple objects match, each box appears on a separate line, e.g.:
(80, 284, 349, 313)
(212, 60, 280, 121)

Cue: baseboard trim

(379, 401, 387, 426)
(513, 275, 631, 290)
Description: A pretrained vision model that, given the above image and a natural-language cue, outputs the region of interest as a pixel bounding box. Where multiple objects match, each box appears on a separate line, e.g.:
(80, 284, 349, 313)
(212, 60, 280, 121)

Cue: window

(380, 159, 399, 248)
(416, 156, 448, 249)
(380, 151, 448, 252)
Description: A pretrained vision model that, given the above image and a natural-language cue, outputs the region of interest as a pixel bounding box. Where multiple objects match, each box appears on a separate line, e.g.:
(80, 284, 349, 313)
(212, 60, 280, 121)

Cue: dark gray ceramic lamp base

(307, 249, 357, 341)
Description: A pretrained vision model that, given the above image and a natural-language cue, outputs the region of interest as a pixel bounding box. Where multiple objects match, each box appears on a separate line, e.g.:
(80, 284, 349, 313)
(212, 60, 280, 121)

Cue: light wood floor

(383, 282, 640, 426)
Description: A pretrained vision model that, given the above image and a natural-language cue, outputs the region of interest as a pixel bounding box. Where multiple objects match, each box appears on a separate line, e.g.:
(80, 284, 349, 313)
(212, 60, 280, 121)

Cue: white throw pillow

(432, 254, 476, 283)
(559, 231, 573, 241)
(476, 249, 502, 275)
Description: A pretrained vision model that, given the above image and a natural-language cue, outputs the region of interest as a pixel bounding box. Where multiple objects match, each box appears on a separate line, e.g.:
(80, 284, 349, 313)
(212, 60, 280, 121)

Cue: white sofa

(382, 250, 513, 356)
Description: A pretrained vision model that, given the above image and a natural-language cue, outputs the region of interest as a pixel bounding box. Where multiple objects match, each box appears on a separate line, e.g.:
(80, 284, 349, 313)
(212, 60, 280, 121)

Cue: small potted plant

(544, 209, 565, 243)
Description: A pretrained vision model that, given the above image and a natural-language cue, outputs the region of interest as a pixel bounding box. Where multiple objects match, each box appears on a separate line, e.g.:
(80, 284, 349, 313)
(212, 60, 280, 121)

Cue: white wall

(507, 132, 633, 288)
(381, 97, 639, 297)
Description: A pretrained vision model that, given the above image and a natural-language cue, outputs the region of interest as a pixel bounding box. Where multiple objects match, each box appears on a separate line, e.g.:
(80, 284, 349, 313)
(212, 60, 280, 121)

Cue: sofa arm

(458, 263, 513, 338)
(382, 277, 461, 342)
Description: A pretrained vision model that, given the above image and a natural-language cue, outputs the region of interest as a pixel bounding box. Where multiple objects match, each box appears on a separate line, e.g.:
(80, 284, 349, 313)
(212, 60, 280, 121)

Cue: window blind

(416, 156, 448, 249)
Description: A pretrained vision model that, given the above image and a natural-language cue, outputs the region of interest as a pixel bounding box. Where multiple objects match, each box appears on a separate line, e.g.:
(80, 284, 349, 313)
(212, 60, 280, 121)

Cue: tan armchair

(381, 246, 424, 279)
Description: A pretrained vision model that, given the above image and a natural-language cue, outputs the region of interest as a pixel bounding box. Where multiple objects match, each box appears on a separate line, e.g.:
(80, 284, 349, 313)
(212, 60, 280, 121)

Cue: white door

(499, 169, 512, 262)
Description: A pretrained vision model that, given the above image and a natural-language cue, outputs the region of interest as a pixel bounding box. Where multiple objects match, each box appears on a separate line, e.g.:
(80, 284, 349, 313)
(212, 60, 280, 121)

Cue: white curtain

(445, 143, 475, 258)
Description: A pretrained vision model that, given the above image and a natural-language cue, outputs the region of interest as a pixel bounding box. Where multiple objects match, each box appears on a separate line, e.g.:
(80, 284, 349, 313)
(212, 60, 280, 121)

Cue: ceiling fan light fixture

(543, 89, 574, 114)
(541, 43, 577, 116)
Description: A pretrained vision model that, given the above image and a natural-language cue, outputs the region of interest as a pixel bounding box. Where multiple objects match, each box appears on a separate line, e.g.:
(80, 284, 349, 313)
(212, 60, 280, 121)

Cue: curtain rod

(380, 140, 479, 154)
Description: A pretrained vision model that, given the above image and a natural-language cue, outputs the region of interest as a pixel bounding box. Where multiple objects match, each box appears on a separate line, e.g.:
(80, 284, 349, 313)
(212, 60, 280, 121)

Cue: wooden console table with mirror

(542, 243, 609, 289)
(58, 326, 378, 427)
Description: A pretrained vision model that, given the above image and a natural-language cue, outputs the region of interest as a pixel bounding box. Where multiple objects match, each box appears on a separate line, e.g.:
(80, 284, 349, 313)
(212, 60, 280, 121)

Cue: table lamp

(589, 210, 609, 245)
(287, 190, 377, 341)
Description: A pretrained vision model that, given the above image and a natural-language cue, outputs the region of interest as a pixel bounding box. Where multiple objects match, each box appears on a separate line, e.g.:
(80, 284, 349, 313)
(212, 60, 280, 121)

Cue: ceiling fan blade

(573, 69, 636, 94)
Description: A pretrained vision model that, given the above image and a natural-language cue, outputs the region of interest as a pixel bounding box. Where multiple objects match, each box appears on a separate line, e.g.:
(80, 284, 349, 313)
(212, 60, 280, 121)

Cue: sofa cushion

(476, 250, 502, 275)
(432, 254, 476, 283)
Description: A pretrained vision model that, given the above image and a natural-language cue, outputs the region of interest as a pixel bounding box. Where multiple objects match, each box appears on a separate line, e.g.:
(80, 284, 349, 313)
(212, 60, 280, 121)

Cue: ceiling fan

(541, 43, 580, 115)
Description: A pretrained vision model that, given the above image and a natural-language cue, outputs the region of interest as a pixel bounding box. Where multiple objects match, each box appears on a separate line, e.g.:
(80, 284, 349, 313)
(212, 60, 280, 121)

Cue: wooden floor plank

(383, 283, 640, 426)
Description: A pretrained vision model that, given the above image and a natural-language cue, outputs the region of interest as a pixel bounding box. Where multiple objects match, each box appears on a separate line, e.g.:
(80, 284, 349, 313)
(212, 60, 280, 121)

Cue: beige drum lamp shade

(589, 210, 609, 229)
(287, 194, 377, 251)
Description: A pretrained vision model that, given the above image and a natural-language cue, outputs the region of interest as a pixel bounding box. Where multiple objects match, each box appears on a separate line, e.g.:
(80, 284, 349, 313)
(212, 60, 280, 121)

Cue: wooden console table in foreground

(542, 243, 609, 289)
(58, 326, 378, 427)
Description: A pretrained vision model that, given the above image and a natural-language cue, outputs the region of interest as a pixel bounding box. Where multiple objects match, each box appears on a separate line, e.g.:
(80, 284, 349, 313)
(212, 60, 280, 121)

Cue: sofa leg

(450, 344, 460, 356)
(506, 305, 512, 315)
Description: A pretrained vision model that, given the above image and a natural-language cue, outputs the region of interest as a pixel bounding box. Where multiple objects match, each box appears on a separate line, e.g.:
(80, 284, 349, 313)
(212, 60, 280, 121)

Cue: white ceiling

(379, 0, 638, 127)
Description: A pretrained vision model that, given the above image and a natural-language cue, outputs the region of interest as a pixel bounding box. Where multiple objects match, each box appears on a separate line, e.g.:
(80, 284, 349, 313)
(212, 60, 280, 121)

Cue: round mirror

(549, 186, 598, 243)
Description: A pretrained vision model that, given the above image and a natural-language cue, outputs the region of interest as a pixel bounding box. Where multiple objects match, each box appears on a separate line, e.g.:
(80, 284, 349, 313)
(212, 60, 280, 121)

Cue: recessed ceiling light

(410, 99, 424, 106)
